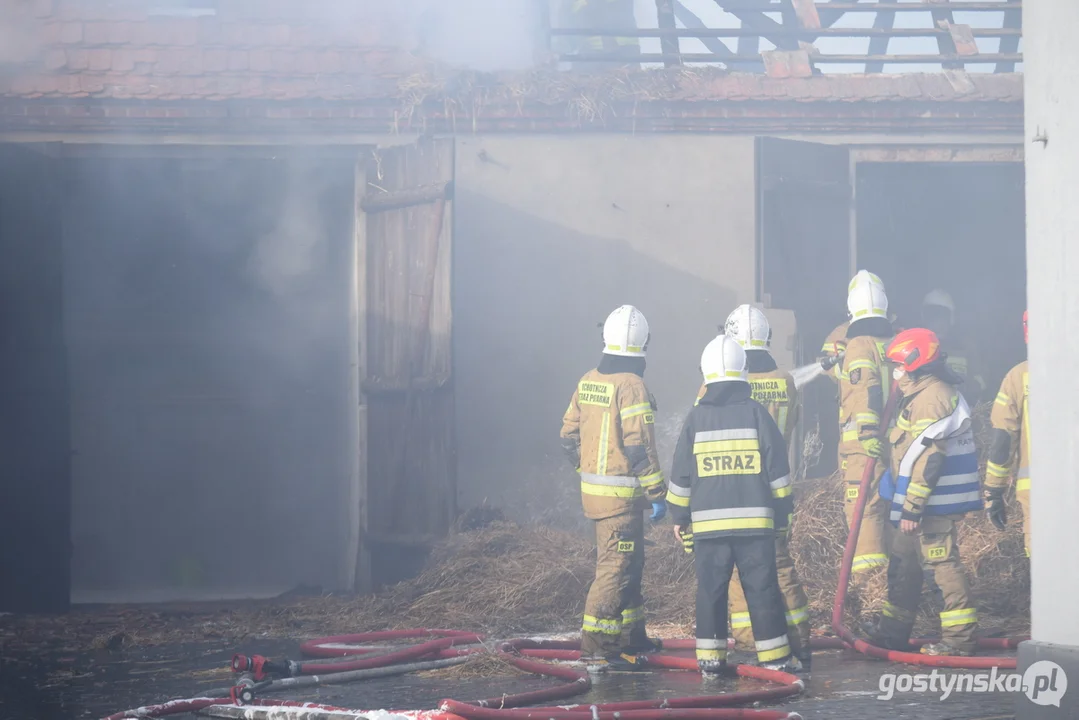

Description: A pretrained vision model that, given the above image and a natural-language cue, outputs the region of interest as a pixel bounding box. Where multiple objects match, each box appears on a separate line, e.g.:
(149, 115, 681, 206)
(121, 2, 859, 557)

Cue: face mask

(893, 367, 906, 382)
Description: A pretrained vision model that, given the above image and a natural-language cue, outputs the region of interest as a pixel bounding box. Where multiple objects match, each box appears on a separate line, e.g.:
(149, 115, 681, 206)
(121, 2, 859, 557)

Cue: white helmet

(602, 305, 650, 357)
(724, 304, 771, 350)
(700, 335, 748, 384)
(847, 269, 888, 321)
(922, 289, 955, 318)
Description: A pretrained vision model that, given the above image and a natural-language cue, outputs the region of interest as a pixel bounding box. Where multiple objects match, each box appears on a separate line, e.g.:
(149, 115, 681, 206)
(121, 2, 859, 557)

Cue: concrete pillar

(1017, 0, 1079, 717)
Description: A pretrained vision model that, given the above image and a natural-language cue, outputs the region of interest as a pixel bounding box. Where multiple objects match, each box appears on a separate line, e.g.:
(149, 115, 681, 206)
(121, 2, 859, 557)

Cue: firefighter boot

(698, 659, 727, 679)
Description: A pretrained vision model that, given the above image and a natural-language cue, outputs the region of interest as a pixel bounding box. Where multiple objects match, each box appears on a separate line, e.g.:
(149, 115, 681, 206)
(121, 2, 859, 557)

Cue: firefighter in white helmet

(560, 305, 666, 670)
(836, 271, 896, 611)
(669, 334, 799, 677)
(687, 305, 811, 670)
(921, 290, 986, 405)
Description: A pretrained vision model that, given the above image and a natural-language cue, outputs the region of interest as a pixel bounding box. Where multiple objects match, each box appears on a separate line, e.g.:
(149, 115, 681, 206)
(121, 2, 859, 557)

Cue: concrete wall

(452, 135, 758, 522)
(1024, 1, 1079, 648)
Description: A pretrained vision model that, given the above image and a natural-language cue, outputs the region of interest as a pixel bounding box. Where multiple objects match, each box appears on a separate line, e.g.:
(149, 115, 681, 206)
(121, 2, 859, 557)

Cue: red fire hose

(102, 631, 806, 720)
(830, 380, 1022, 668)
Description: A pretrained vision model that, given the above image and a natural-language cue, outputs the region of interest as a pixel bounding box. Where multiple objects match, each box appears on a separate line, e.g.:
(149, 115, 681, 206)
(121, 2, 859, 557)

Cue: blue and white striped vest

(879, 392, 983, 525)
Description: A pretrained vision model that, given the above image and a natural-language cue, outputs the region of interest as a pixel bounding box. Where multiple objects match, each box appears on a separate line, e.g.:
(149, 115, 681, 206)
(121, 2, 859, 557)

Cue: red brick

(228, 50, 248, 71)
(107, 22, 132, 44)
(248, 49, 271, 72)
(83, 22, 109, 44)
(59, 22, 82, 44)
(132, 48, 156, 64)
(125, 106, 146, 117)
(271, 50, 295, 73)
(317, 51, 342, 74)
(154, 49, 183, 74)
(79, 75, 106, 94)
(46, 104, 69, 116)
(171, 18, 199, 46)
(290, 25, 318, 47)
(120, 75, 151, 95)
(176, 49, 202, 74)
(33, 0, 55, 18)
(203, 49, 228, 72)
(55, 1, 81, 21)
(38, 22, 61, 45)
(105, 106, 128, 118)
(112, 49, 135, 71)
(144, 19, 171, 45)
(87, 49, 112, 71)
(44, 49, 68, 70)
(65, 48, 88, 70)
(294, 52, 318, 74)
(197, 16, 224, 45)
(54, 75, 81, 95)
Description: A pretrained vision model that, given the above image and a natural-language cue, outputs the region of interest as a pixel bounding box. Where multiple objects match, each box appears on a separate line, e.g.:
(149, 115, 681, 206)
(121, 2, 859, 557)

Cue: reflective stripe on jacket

(986, 360, 1029, 489)
(561, 368, 665, 519)
(668, 383, 792, 540)
(880, 378, 982, 525)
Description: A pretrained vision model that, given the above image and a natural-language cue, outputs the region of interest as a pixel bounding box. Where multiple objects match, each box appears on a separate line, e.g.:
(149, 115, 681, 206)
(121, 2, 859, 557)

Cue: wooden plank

(655, 0, 682, 66)
(672, 0, 753, 67)
(943, 22, 979, 56)
(346, 151, 370, 594)
(996, 6, 1022, 73)
(790, 0, 821, 29)
(865, 7, 896, 73)
(559, 51, 1022, 63)
(360, 181, 453, 212)
(548, 26, 1023, 37)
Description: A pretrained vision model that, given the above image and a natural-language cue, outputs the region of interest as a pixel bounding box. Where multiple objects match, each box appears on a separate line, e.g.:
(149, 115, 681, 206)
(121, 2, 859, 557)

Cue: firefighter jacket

(838, 319, 895, 457)
(879, 367, 982, 526)
(985, 360, 1029, 492)
(667, 382, 793, 541)
(560, 362, 665, 520)
(695, 351, 799, 447)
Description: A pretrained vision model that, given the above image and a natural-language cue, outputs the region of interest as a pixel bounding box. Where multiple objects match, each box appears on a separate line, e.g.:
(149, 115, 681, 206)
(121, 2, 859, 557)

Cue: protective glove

(985, 487, 1007, 530)
(860, 437, 883, 458)
(676, 526, 693, 554)
(650, 502, 667, 523)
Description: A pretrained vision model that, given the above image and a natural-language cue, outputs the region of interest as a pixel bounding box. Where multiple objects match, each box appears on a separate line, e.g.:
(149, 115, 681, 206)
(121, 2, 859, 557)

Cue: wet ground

(0, 637, 1019, 720)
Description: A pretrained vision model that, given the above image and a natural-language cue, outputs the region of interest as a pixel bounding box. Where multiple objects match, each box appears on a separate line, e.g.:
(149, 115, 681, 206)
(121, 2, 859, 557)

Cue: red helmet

(1023, 310, 1028, 344)
(886, 328, 941, 373)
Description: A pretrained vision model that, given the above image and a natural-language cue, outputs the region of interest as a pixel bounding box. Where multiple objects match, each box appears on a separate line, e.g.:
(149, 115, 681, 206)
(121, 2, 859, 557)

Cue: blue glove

(650, 502, 667, 522)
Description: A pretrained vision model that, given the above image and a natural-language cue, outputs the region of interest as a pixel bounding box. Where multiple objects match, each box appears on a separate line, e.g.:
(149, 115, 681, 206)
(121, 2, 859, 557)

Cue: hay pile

(0, 404, 1029, 653)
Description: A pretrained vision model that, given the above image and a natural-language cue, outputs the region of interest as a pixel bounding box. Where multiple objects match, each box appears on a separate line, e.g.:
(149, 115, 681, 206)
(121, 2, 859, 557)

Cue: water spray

(791, 352, 844, 390)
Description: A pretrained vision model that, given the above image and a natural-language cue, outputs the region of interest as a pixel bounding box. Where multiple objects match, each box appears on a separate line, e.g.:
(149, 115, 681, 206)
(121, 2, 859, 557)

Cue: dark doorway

(0, 144, 71, 613)
(856, 162, 1027, 399)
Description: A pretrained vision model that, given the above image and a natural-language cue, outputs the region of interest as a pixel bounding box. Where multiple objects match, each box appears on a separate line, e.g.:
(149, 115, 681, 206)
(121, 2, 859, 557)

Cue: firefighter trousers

(877, 515, 977, 653)
(841, 453, 890, 575)
(1018, 483, 1030, 558)
(694, 535, 792, 666)
(728, 531, 810, 657)
(581, 510, 647, 657)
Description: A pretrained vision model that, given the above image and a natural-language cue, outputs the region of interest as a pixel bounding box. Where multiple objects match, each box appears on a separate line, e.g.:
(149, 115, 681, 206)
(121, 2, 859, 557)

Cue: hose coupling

(229, 684, 256, 705)
(231, 654, 290, 681)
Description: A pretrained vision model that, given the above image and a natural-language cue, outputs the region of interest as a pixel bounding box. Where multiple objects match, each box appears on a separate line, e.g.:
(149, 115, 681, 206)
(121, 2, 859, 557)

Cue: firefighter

(558, 0, 640, 70)
(668, 334, 800, 677)
(871, 328, 983, 656)
(837, 271, 895, 588)
(560, 305, 667, 670)
(984, 310, 1030, 558)
(691, 306, 810, 670)
(921, 290, 987, 405)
